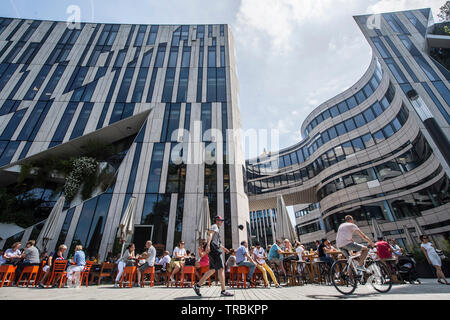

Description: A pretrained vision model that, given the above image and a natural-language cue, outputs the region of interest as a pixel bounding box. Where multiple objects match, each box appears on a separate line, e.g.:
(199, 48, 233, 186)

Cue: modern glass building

(1, 8, 449, 256)
(246, 8, 450, 248)
(0, 19, 249, 257)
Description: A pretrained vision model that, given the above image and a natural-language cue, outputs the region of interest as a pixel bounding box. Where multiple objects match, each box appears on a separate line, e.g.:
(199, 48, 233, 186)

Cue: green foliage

(0, 187, 44, 228)
(411, 245, 427, 264)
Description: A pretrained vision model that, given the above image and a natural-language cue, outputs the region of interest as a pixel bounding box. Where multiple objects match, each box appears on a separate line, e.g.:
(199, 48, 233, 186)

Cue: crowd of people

(1, 214, 449, 293)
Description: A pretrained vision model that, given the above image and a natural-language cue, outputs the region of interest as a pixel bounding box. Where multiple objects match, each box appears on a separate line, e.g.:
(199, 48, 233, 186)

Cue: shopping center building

(1, 8, 449, 257)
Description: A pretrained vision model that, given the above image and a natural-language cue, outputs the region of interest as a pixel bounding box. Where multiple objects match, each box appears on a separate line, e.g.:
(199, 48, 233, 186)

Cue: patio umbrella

(195, 197, 211, 253)
(371, 218, 383, 239)
(275, 195, 298, 244)
(403, 226, 417, 252)
(117, 196, 136, 259)
(36, 195, 66, 252)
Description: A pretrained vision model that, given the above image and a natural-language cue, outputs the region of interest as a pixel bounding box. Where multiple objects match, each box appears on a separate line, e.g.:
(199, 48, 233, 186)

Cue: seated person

(267, 239, 286, 277)
(253, 242, 281, 288)
(3, 242, 22, 265)
(318, 239, 336, 267)
(0, 250, 5, 265)
(168, 241, 187, 283)
(14, 240, 40, 284)
(136, 241, 156, 286)
(389, 238, 404, 258)
(155, 251, 171, 283)
(235, 241, 257, 286)
(375, 237, 393, 261)
(184, 250, 196, 266)
(225, 249, 236, 284)
(38, 244, 67, 288)
(66, 245, 86, 286)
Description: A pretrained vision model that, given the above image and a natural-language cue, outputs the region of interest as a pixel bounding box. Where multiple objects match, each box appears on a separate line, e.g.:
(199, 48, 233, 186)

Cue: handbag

(435, 249, 446, 261)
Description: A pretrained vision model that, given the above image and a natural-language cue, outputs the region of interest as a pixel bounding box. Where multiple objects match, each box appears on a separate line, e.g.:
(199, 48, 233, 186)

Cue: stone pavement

(1, 278, 449, 300)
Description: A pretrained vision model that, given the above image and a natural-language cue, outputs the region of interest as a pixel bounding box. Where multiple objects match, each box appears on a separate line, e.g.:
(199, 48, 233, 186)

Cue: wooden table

(328, 251, 344, 262)
(303, 253, 319, 284)
(280, 252, 300, 286)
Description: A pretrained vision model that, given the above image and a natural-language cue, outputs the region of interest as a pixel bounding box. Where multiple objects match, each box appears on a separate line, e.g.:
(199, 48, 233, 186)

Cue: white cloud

(367, 0, 443, 20)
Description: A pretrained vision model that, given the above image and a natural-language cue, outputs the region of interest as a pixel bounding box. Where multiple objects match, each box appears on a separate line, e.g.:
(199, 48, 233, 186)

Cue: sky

(0, 0, 445, 226)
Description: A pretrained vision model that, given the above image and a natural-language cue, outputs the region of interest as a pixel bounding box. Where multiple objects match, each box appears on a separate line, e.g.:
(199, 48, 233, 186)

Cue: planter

(416, 260, 450, 278)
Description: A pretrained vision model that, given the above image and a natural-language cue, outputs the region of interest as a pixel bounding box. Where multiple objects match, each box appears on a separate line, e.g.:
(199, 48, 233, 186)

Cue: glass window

(380, 97, 389, 110)
(321, 130, 330, 143)
(351, 137, 365, 152)
(147, 25, 158, 45)
(346, 96, 357, 109)
(146, 144, 165, 193)
(355, 90, 366, 104)
(335, 123, 347, 136)
(206, 67, 217, 102)
(328, 127, 337, 140)
(334, 145, 345, 162)
(383, 123, 395, 138)
(208, 46, 216, 67)
(330, 105, 339, 117)
(363, 107, 375, 122)
(162, 68, 176, 102)
(322, 109, 331, 120)
(168, 46, 178, 67)
(327, 149, 337, 166)
(154, 44, 167, 67)
(337, 101, 348, 114)
(392, 118, 402, 132)
(372, 101, 383, 116)
(296, 149, 305, 163)
(362, 133, 375, 148)
(342, 142, 354, 156)
(344, 118, 356, 132)
(316, 113, 324, 123)
(371, 37, 391, 58)
(373, 130, 385, 144)
(385, 58, 408, 83)
(354, 114, 366, 127)
(432, 81, 450, 107)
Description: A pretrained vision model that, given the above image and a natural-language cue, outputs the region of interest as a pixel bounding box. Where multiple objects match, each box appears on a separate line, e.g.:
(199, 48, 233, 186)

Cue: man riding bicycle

(336, 215, 374, 272)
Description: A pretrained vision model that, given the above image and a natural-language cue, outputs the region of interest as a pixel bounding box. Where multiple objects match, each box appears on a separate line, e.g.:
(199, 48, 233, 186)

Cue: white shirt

(336, 222, 360, 248)
(173, 247, 186, 259)
(158, 255, 171, 269)
(253, 247, 266, 264)
(295, 246, 305, 261)
(4, 248, 20, 259)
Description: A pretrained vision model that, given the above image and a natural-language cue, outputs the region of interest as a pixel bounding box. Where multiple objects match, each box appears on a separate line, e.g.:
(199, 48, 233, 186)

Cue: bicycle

(330, 250, 392, 295)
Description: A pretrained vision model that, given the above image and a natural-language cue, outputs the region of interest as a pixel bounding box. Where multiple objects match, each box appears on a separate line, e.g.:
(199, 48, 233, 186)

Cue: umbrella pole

(120, 241, 126, 260)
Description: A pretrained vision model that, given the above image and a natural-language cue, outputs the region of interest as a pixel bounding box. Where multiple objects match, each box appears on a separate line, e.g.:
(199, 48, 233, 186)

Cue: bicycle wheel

(366, 261, 392, 293)
(331, 261, 357, 295)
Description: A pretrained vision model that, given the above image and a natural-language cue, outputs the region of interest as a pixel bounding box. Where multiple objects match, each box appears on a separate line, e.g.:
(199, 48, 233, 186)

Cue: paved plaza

(1, 278, 449, 300)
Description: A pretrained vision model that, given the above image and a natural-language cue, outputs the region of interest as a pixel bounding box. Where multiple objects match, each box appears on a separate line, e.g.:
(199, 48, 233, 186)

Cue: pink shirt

(336, 222, 360, 248)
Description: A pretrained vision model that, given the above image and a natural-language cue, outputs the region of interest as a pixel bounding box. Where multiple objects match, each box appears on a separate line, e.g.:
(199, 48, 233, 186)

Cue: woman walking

(420, 235, 449, 285)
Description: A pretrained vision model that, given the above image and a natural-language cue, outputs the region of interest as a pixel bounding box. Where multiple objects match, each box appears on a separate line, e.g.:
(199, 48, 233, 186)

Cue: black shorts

(138, 262, 151, 272)
(209, 253, 224, 271)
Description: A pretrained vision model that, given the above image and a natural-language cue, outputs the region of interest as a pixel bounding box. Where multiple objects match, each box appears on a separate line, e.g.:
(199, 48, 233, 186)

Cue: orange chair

(229, 266, 238, 287)
(16, 265, 40, 287)
(45, 260, 68, 288)
(35, 260, 46, 287)
(252, 267, 265, 287)
(90, 262, 114, 285)
(79, 261, 95, 287)
(0, 265, 16, 287)
(236, 266, 249, 288)
(166, 270, 180, 287)
(199, 265, 212, 287)
(140, 266, 155, 287)
(180, 266, 195, 288)
(120, 266, 136, 288)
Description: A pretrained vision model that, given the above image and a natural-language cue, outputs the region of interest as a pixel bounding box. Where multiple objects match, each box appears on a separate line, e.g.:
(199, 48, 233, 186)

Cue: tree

(438, 1, 450, 21)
